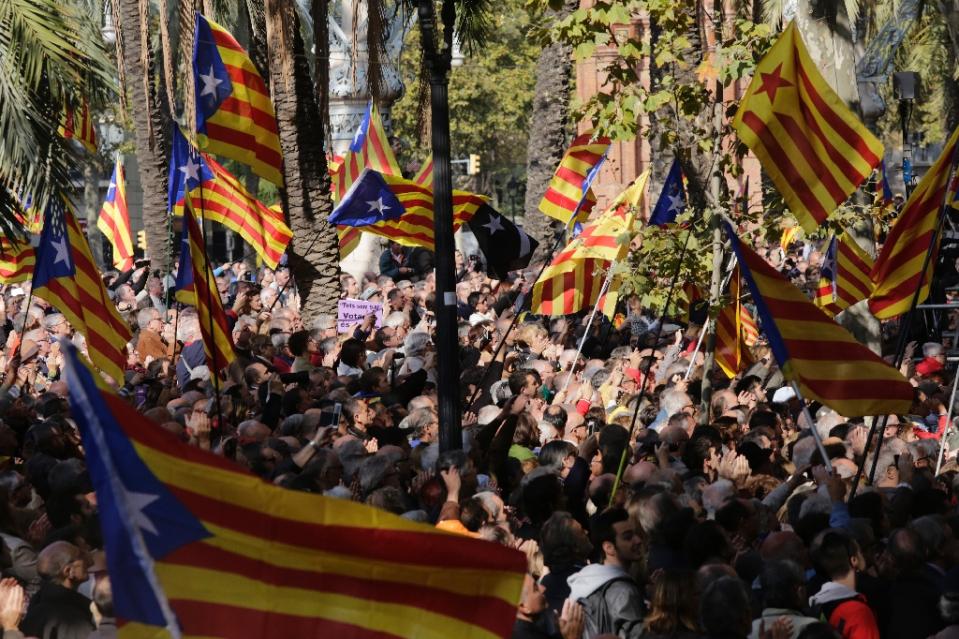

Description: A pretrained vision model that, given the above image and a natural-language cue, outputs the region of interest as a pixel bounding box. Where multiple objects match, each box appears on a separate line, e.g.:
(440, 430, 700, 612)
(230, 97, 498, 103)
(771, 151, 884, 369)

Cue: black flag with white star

(468, 204, 539, 280)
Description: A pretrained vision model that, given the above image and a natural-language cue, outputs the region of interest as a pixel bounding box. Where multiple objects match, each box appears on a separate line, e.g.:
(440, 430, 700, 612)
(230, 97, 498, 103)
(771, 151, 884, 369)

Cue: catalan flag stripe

(732, 21, 883, 233)
(58, 99, 97, 153)
(726, 222, 913, 416)
(715, 267, 744, 378)
(0, 238, 34, 283)
(814, 233, 875, 317)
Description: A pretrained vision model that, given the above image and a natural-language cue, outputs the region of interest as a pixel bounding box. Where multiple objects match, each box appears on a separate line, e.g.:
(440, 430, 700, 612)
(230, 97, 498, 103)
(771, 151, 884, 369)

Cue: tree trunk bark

(522, 0, 578, 260)
(264, 0, 340, 321)
(117, 0, 170, 273)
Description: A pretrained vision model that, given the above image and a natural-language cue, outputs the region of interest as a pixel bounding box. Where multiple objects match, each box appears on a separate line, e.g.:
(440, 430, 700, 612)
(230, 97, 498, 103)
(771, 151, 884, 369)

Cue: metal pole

(935, 365, 959, 476)
(419, 0, 460, 452)
(558, 263, 617, 397)
(792, 382, 832, 474)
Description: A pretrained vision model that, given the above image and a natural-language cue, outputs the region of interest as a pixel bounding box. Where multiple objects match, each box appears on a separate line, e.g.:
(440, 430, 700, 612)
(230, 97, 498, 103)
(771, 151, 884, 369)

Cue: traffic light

(136, 230, 147, 251)
(467, 153, 481, 176)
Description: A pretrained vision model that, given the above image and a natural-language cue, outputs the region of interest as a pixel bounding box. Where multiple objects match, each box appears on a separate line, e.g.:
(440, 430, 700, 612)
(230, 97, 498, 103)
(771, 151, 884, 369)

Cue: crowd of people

(0, 231, 953, 639)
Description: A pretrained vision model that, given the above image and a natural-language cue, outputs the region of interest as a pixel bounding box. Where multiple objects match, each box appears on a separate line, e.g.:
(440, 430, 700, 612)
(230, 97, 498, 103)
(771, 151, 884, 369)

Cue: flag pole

(609, 227, 694, 505)
(849, 148, 959, 501)
(935, 363, 959, 476)
(558, 262, 617, 398)
(791, 381, 833, 474)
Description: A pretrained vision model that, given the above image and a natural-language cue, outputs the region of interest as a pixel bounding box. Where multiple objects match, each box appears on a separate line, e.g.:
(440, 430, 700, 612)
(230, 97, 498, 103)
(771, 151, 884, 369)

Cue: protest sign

(337, 298, 383, 333)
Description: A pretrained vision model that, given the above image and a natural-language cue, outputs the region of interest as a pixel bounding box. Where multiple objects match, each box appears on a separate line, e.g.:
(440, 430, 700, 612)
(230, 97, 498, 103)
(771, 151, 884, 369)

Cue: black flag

(468, 204, 539, 280)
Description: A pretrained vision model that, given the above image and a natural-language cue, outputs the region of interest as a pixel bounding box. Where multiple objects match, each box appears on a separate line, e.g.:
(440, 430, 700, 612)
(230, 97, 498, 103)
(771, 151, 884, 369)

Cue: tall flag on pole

(58, 99, 97, 153)
(715, 267, 750, 378)
(870, 126, 959, 319)
(32, 198, 131, 383)
(732, 21, 883, 233)
(725, 222, 913, 416)
(169, 128, 291, 270)
(332, 102, 403, 260)
(0, 238, 34, 283)
(333, 102, 403, 202)
(813, 233, 875, 317)
(329, 169, 487, 251)
(532, 171, 649, 317)
(62, 339, 526, 639)
(649, 160, 687, 226)
(538, 133, 611, 226)
(97, 157, 135, 271)
(175, 198, 235, 373)
(193, 14, 283, 186)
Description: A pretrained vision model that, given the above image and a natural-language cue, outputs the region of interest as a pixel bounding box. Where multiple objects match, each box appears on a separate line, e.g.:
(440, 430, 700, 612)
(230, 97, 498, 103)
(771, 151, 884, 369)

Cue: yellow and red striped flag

(732, 21, 883, 233)
(331, 104, 403, 260)
(0, 237, 34, 283)
(170, 128, 292, 270)
(333, 102, 402, 202)
(538, 132, 610, 225)
(725, 222, 913, 416)
(62, 342, 526, 639)
(414, 154, 434, 187)
(532, 171, 649, 316)
(175, 197, 235, 373)
(742, 305, 760, 347)
(58, 99, 97, 153)
(715, 267, 750, 378)
(814, 232, 874, 317)
(329, 170, 488, 251)
(869, 126, 959, 319)
(96, 156, 134, 271)
(194, 14, 283, 186)
(31, 197, 131, 383)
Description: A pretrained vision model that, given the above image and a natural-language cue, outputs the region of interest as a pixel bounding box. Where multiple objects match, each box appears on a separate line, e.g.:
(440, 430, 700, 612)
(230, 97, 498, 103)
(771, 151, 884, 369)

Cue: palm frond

(453, 0, 493, 53)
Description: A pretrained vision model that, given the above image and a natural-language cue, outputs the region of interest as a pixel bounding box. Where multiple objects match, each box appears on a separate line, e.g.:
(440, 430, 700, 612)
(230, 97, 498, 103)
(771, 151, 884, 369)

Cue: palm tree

(522, 0, 577, 261)
(263, 0, 341, 319)
(0, 0, 114, 232)
(114, 0, 173, 274)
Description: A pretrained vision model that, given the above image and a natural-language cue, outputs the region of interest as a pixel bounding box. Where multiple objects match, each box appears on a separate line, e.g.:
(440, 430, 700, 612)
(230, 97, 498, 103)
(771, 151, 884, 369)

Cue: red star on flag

(755, 63, 793, 103)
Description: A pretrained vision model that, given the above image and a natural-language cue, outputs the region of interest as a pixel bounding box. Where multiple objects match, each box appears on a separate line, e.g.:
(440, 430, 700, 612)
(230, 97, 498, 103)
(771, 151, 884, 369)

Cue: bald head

(760, 531, 808, 567)
(38, 541, 86, 588)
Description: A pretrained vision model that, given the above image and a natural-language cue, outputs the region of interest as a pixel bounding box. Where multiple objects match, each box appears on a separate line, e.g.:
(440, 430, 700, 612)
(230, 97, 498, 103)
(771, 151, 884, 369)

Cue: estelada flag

(870, 126, 959, 319)
(97, 156, 135, 271)
(725, 222, 913, 416)
(0, 237, 34, 284)
(715, 267, 750, 378)
(814, 232, 874, 317)
(194, 14, 283, 186)
(732, 21, 883, 233)
(61, 339, 526, 639)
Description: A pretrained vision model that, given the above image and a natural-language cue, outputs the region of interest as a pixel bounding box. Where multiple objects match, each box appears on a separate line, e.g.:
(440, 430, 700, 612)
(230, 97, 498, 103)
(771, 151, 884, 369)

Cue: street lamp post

(894, 72, 920, 197)
(418, 0, 462, 452)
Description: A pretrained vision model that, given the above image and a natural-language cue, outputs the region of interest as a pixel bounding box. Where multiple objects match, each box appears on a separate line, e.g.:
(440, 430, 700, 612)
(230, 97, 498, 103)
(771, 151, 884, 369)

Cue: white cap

(772, 386, 796, 403)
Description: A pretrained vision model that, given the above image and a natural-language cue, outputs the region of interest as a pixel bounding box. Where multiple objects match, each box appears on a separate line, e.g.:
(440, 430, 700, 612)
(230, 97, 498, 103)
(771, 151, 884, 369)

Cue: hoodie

(567, 564, 644, 639)
(808, 581, 879, 639)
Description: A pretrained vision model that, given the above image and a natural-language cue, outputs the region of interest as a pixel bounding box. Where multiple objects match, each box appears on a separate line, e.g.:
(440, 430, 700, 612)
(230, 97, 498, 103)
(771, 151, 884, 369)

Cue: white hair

(702, 479, 735, 518)
(384, 311, 408, 329)
(403, 331, 430, 357)
(661, 389, 691, 418)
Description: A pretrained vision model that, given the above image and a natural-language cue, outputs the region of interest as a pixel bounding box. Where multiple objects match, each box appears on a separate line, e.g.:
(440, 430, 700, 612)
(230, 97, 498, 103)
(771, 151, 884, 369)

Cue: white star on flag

(199, 66, 223, 98)
(483, 214, 504, 235)
(180, 157, 201, 184)
(366, 197, 390, 216)
(667, 191, 685, 213)
(124, 489, 161, 536)
(52, 237, 70, 268)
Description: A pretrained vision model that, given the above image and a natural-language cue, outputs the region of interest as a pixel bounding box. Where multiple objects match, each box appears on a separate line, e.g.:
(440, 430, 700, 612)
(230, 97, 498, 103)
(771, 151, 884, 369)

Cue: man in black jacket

(20, 541, 94, 639)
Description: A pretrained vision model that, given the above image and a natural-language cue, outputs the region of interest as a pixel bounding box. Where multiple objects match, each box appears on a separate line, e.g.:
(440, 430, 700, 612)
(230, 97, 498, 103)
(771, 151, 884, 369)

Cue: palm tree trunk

(522, 0, 578, 260)
(83, 157, 105, 268)
(116, 0, 170, 273)
(263, 0, 340, 320)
